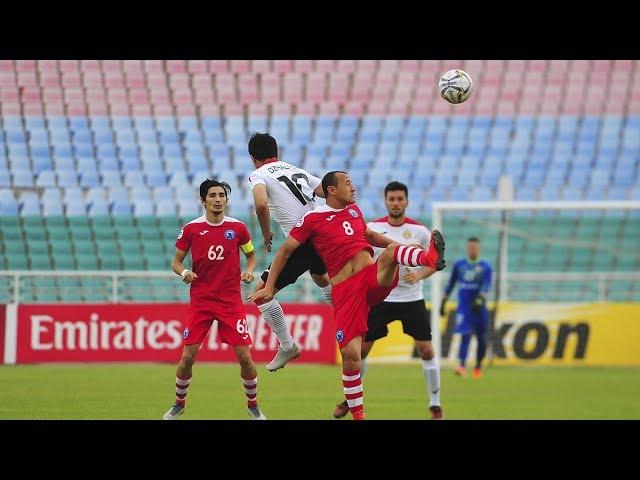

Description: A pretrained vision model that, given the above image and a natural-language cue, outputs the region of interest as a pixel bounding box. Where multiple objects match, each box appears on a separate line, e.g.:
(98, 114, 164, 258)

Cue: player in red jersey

(249, 171, 446, 420)
(163, 179, 266, 420)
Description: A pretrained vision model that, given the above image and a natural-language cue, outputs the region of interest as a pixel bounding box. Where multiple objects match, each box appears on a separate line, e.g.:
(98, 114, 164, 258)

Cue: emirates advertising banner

(3, 303, 336, 364)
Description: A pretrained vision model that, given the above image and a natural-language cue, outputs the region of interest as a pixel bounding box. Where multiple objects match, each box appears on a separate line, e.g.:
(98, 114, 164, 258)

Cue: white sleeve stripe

(411, 248, 421, 265)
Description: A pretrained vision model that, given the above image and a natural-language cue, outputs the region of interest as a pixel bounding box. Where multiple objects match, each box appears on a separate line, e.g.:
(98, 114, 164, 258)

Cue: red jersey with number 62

(175, 215, 254, 308)
(289, 204, 373, 278)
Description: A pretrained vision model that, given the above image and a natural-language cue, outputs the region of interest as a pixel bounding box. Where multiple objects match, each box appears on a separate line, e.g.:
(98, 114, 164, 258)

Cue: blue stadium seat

(19, 192, 41, 215)
(124, 171, 145, 187)
(101, 171, 122, 187)
(133, 202, 154, 217)
(111, 201, 132, 216)
(88, 200, 109, 216)
(12, 169, 34, 188)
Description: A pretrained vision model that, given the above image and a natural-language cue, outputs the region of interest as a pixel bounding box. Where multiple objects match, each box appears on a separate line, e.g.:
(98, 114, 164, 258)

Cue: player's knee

(236, 350, 253, 368)
(417, 343, 435, 360)
(383, 243, 399, 257)
(340, 349, 361, 370)
(181, 352, 196, 368)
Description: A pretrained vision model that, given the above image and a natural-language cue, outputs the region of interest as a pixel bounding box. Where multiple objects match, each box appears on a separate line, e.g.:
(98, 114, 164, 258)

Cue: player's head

(248, 132, 278, 168)
(199, 178, 231, 214)
(322, 171, 355, 205)
(384, 181, 409, 219)
(467, 237, 481, 260)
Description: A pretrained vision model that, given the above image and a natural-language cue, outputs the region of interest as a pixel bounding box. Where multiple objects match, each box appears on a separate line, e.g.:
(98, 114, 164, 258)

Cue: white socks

(257, 299, 294, 351)
(422, 357, 441, 407)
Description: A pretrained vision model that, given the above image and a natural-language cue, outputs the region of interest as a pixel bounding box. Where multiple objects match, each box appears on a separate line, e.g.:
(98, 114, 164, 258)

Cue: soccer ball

(439, 69, 474, 104)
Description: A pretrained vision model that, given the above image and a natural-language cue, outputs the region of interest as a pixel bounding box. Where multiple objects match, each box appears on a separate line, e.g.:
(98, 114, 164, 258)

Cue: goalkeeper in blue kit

(439, 237, 492, 378)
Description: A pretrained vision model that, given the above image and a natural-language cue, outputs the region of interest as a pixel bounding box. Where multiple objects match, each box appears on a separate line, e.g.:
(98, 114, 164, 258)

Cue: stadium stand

(1, 60, 639, 302)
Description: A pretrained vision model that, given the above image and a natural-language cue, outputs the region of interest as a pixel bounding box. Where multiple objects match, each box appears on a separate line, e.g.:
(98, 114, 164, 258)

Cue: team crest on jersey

(224, 229, 235, 240)
(183, 328, 190, 339)
(348, 208, 358, 218)
(403, 230, 412, 239)
(336, 330, 344, 342)
(475, 265, 482, 273)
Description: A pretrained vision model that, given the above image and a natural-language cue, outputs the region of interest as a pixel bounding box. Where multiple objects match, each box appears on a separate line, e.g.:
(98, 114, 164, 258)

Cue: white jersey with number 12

(248, 160, 322, 235)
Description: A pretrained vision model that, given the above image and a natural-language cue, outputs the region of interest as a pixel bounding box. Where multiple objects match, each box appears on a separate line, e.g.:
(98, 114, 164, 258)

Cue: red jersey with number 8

(289, 204, 373, 278)
(175, 215, 254, 308)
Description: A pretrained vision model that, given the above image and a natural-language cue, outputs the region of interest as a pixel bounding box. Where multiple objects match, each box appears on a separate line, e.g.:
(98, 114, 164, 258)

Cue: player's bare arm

(365, 227, 396, 248)
(172, 248, 198, 284)
(247, 235, 301, 302)
(251, 183, 273, 252)
(241, 249, 257, 284)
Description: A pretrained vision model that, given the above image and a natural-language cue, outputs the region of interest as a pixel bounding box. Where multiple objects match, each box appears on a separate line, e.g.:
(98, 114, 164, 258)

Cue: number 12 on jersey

(277, 174, 312, 205)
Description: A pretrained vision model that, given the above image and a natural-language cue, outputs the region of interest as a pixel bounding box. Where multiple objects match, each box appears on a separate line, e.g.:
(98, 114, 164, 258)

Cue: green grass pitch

(1, 364, 639, 419)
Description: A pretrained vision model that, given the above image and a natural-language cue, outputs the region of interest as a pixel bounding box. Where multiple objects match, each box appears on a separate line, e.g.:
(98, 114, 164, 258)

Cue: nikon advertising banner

(364, 303, 640, 366)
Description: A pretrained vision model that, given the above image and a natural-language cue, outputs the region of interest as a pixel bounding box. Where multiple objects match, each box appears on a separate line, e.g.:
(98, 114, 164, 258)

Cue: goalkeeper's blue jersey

(444, 258, 493, 308)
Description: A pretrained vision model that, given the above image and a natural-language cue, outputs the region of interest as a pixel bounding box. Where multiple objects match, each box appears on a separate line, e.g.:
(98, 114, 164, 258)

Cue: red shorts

(331, 261, 399, 349)
(183, 302, 252, 347)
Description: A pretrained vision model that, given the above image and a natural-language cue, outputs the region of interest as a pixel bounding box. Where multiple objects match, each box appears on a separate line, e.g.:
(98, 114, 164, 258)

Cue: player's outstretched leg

(163, 344, 199, 420)
(253, 280, 301, 371)
(340, 336, 365, 420)
(389, 230, 446, 271)
(235, 346, 267, 419)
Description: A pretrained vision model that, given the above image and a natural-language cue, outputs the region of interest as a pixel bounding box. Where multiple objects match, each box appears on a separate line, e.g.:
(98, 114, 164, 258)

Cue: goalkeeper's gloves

(471, 294, 486, 313)
(439, 296, 448, 316)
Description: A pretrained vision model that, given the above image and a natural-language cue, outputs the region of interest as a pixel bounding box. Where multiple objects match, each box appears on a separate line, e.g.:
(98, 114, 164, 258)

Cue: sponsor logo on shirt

(224, 229, 235, 240)
(326, 215, 336, 221)
(199, 230, 209, 236)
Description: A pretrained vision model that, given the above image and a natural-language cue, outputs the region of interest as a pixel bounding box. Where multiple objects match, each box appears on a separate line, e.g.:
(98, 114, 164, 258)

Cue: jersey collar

(318, 204, 348, 213)
(203, 215, 226, 226)
(385, 216, 407, 227)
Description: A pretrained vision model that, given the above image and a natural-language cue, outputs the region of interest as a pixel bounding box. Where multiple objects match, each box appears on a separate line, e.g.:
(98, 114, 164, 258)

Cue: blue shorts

(454, 307, 489, 336)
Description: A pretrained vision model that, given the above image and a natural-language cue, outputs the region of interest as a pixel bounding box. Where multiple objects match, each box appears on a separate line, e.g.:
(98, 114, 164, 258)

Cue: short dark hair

(199, 178, 231, 201)
(248, 132, 278, 160)
(384, 181, 408, 198)
(467, 237, 480, 243)
(322, 170, 348, 197)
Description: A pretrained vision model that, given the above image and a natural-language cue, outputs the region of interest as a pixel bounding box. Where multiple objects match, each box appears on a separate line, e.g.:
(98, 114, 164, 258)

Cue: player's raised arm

(365, 227, 396, 248)
(251, 183, 273, 253)
(247, 235, 301, 302)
